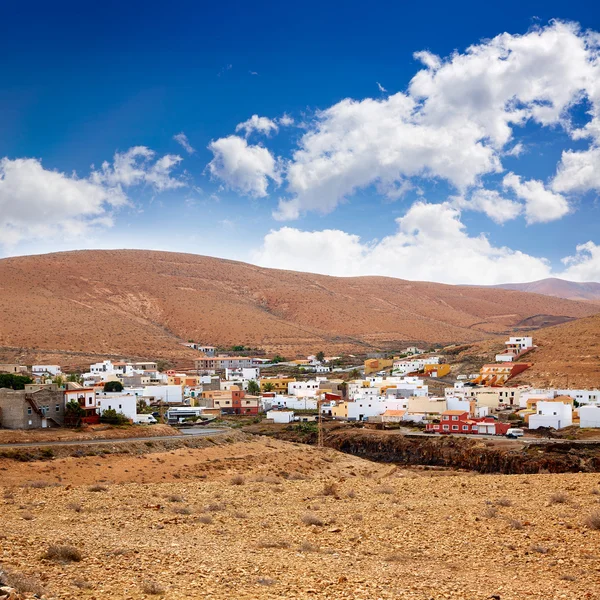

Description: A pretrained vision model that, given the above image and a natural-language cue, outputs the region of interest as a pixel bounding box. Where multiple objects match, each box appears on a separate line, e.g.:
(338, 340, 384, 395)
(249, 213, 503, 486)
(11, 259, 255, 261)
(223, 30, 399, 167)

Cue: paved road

(0, 428, 225, 449)
(398, 430, 600, 445)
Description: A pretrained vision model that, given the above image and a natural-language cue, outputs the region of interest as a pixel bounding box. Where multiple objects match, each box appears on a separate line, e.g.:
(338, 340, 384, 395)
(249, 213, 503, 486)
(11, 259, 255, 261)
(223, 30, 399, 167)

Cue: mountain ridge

(494, 278, 600, 303)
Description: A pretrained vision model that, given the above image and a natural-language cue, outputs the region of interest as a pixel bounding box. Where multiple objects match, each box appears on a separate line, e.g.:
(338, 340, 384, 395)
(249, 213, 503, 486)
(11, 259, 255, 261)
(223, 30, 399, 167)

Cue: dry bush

(591, 488, 600, 495)
(88, 484, 108, 492)
(298, 540, 320, 553)
(166, 494, 184, 503)
(233, 511, 247, 519)
(109, 548, 130, 556)
(346, 489, 356, 499)
(73, 578, 93, 589)
(173, 506, 192, 515)
(377, 485, 395, 495)
(383, 553, 404, 562)
(549, 492, 569, 504)
(203, 502, 226, 512)
(142, 579, 165, 595)
(530, 544, 549, 554)
(44, 544, 82, 563)
(257, 539, 290, 549)
(352, 513, 363, 521)
(560, 575, 577, 581)
(321, 482, 339, 497)
(1, 568, 45, 595)
(495, 497, 512, 507)
(21, 511, 34, 521)
(256, 577, 276, 586)
(197, 515, 213, 524)
(301, 513, 324, 527)
(508, 518, 524, 530)
(482, 506, 498, 519)
(66, 502, 82, 513)
(27, 481, 50, 489)
(230, 475, 245, 485)
(584, 511, 600, 530)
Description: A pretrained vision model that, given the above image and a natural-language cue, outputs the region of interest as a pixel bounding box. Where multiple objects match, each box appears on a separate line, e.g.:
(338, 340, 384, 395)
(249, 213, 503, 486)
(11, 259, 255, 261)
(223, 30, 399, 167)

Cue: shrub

(256, 578, 276, 586)
(73, 579, 93, 589)
(103, 381, 124, 393)
(377, 485, 395, 495)
(321, 482, 339, 497)
(166, 494, 184, 503)
(66, 502, 82, 512)
(530, 544, 549, 554)
(197, 515, 213, 524)
(298, 540, 320, 553)
(1, 568, 45, 595)
(88, 484, 108, 492)
(482, 506, 498, 519)
(495, 497, 512, 507)
(100, 409, 129, 425)
(230, 475, 245, 486)
(257, 539, 290, 549)
(301, 513, 324, 526)
(550, 492, 569, 504)
(508, 518, 524, 530)
(28, 480, 50, 489)
(142, 580, 165, 595)
(584, 511, 600, 530)
(173, 506, 192, 515)
(21, 511, 34, 521)
(44, 545, 82, 563)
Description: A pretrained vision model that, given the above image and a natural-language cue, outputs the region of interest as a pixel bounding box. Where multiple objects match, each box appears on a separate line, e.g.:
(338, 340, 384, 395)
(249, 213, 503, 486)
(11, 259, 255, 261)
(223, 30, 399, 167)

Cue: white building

(97, 394, 137, 421)
(556, 389, 600, 406)
(141, 385, 183, 404)
(288, 380, 322, 398)
(32, 365, 62, 376)
(225, 367, 260, 382)
(579, 405, 600, 428)
(528, 401, 573, 430)
(495, 337, 534, 362)
(265, 395, 318, 411)
(266, 410, 295, 424)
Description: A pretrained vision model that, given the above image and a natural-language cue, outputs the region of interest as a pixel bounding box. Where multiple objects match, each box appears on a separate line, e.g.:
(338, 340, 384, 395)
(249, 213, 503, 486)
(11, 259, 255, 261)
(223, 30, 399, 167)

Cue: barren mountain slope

(495, 278, 600, 303)
(0, 250, 597, 363)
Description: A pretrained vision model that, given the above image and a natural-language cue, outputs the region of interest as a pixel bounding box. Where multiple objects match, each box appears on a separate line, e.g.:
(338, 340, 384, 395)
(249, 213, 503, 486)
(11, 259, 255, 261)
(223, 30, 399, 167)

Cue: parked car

(506, 427, 524, 438)
(134, 414, 157, 424)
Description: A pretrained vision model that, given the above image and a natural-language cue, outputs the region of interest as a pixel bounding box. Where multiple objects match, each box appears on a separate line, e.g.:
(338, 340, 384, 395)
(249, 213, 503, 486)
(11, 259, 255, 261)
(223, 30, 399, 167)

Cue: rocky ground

(1, 436, 600, 599)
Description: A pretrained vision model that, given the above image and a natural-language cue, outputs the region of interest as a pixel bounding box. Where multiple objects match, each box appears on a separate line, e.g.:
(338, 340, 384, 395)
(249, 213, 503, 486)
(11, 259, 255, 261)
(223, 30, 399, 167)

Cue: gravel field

(1, 437, 600, 599)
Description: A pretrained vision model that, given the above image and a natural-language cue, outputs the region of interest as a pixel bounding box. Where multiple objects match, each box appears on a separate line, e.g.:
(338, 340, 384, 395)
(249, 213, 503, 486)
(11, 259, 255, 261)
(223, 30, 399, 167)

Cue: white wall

(142, 385, 183, 404)
(266, 410, 294, 424)
(267, 395, 318, 410)
(97, 395, 137, 420)
(580, 405, 600, 428)
(529, 401, 572, 430)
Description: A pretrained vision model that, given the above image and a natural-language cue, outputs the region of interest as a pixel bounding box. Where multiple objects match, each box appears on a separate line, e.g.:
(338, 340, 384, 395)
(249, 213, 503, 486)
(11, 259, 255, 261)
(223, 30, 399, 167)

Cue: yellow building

(424, 364, 451, 378)
(331, 402, 348, 419)
(260, 377, 296, 393)
(364, 358, 394, 375)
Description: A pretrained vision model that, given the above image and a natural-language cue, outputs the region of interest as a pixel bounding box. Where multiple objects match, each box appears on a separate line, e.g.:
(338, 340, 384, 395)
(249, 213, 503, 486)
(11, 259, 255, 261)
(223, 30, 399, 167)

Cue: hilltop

(494, 278, 600, 303)
(0, 250, 598, 366)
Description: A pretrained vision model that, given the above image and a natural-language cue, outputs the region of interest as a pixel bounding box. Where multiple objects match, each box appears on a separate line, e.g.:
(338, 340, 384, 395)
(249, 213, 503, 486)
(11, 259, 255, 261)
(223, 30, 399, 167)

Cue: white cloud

(452, 189, 522, 224)
(91, 146, 184, 192)
(277, 114, 295, 127)
(376, 82, 387, 93)
(207, 135, 281, 198)
(173, 132, 195, 154)
(235, 115, 279, 137)
(255, 200, 551, 285)
(503, 172, 569, 223)
(552, 146, 600, 193)
(0, 157, 126, 246)
(561, 241, 600, 281)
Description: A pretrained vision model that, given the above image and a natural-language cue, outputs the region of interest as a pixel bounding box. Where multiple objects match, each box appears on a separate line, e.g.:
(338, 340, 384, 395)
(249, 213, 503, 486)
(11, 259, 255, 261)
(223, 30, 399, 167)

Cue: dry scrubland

(0, 249, 597, 365)
(1, 437, 600, 599)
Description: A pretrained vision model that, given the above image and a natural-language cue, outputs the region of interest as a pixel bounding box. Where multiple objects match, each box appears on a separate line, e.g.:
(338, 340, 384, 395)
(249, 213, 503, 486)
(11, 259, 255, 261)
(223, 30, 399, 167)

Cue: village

(1, 335, 599, 437)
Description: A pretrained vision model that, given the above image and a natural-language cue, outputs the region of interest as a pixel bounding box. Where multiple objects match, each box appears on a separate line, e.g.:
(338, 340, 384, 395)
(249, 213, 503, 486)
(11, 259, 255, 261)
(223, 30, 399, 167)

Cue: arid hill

(0, 250, 598, 366)
(495, 278, 600, 303)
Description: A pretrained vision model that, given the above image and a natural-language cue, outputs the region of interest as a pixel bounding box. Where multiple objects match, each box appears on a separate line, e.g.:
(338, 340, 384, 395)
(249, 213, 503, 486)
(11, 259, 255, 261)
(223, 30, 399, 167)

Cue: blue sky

(1, 0, 600, 284)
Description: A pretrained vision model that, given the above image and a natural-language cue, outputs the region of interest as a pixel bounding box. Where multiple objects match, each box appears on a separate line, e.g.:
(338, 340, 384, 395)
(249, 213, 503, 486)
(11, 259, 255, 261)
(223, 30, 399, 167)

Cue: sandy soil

(1, 437, 600, 599)
(0, 425, 178, 445)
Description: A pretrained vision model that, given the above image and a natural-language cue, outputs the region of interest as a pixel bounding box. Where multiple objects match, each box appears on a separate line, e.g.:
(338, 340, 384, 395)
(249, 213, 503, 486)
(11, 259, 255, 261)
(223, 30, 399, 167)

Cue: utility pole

(317, 397, 324, 448)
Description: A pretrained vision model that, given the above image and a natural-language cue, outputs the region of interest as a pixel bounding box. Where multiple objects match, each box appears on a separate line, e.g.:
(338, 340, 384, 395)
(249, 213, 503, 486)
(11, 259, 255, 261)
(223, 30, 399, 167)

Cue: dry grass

(584, 511, 600, 530)
(173, 506, 192, 515)
(233, 511, 247, 519)
(377, 485, 395, 495)
(88, 484, 108, 492)
(20, 511, 34, 521)
(257, 539, 290, 549)
(27, 480, 51, 489)
(256, 577, 276, 586)
(301, 513, 324, 527)
(383, 553, 404, 562)
(1, 568, 46, 595)
(530, 544, 549, 554)
(321, 482, 339, 497)
(230, 475, 245, 485)
(197, 515, 213, 524)
(73, 578, 93, 589)
(142, 579, 166, 595)
(482, 506, 498, 519)
(298, 540, 320, 553)
(495, 497, 512, 507)
(43, 544, 83, 563)
(560, 575, 577, 582)
(508, 518, 524, 530)
(166, 494, 184, 503)
(549, 492, 569, 504)
(66, 502, 83, 513)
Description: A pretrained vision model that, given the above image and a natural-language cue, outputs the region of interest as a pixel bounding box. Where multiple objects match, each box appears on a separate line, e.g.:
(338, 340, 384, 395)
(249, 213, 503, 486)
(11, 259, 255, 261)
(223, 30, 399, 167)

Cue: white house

(495, 337, 534, 362)
(528, 401, 573, 430)
(266, 410, 295, 424)
(288, 380, 322, 398)
(579, 405, 600, 428)
(64, 388, 98, 410)
(265, 395, 318, 411)
(32, 365, 62, 376)
(225, 367, 260, 382)
(97, 394, 137, 421)
(557, 389, 600, 406)
(142, 385, 183, 404)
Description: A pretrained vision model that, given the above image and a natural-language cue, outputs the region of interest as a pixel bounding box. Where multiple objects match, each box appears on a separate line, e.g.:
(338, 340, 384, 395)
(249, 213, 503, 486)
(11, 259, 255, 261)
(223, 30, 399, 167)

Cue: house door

(41, 418, 47, 428)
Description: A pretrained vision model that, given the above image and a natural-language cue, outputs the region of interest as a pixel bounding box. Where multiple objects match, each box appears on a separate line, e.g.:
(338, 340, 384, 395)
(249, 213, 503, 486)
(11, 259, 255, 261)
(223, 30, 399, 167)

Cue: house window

(434, 425, 439, 430)
(443, 425, 449, 430)
(452, 415, 458, 421)
(55, 404, 60, 412)
(443, 415, 449, 420)
(452, 425, 459, 431)
(27, 407, 32, 415)
(462, 425, 469, 431)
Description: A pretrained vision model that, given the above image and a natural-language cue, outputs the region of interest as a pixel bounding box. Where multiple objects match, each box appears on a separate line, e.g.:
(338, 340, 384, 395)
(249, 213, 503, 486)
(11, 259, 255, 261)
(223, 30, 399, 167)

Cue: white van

(506, 428, 524, 438)
(134, 414, 157, 425)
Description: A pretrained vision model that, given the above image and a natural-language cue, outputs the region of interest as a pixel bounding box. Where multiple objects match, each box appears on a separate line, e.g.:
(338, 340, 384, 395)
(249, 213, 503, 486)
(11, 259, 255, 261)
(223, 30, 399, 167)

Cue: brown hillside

(495, 278, 600, 303)
(0, 250, 598, 365)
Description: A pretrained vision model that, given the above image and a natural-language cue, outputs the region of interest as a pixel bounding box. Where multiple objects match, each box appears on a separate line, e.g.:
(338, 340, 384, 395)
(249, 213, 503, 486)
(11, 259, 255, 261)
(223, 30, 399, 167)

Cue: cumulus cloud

(235, 115, 279, 137)
(561, 241, 600, 281)
(552, 146, 600, 193)
(0, 157, 126, 246)
(91, 146, 184, 192)
(173, 132, 195, 154)
(266, 21, 599, 220)
(207, 135, 281, 197)
(503, 173, 569, 223)
(255, 201, 552, 285)
(277, 114, 295, 127)
(452, 189, 522, 224)
(0, 146, 186, 247)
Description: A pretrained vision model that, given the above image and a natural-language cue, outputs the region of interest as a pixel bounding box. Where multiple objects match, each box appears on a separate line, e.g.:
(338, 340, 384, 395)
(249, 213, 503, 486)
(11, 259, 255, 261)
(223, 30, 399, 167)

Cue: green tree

(262, 382, 275, 393)
(100, 408, 129, 425)
(67, 373, 83, 384)
(271, 355, 286, 364)
(52, 375, 64, 387)
(349, 368, 361, 379)
(0, 374, 33, 390)
(104, 381, 124, 393)
(316, 351, 325, 363)
(247, 380, 261, 395)
(65, 400, 85, 418)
